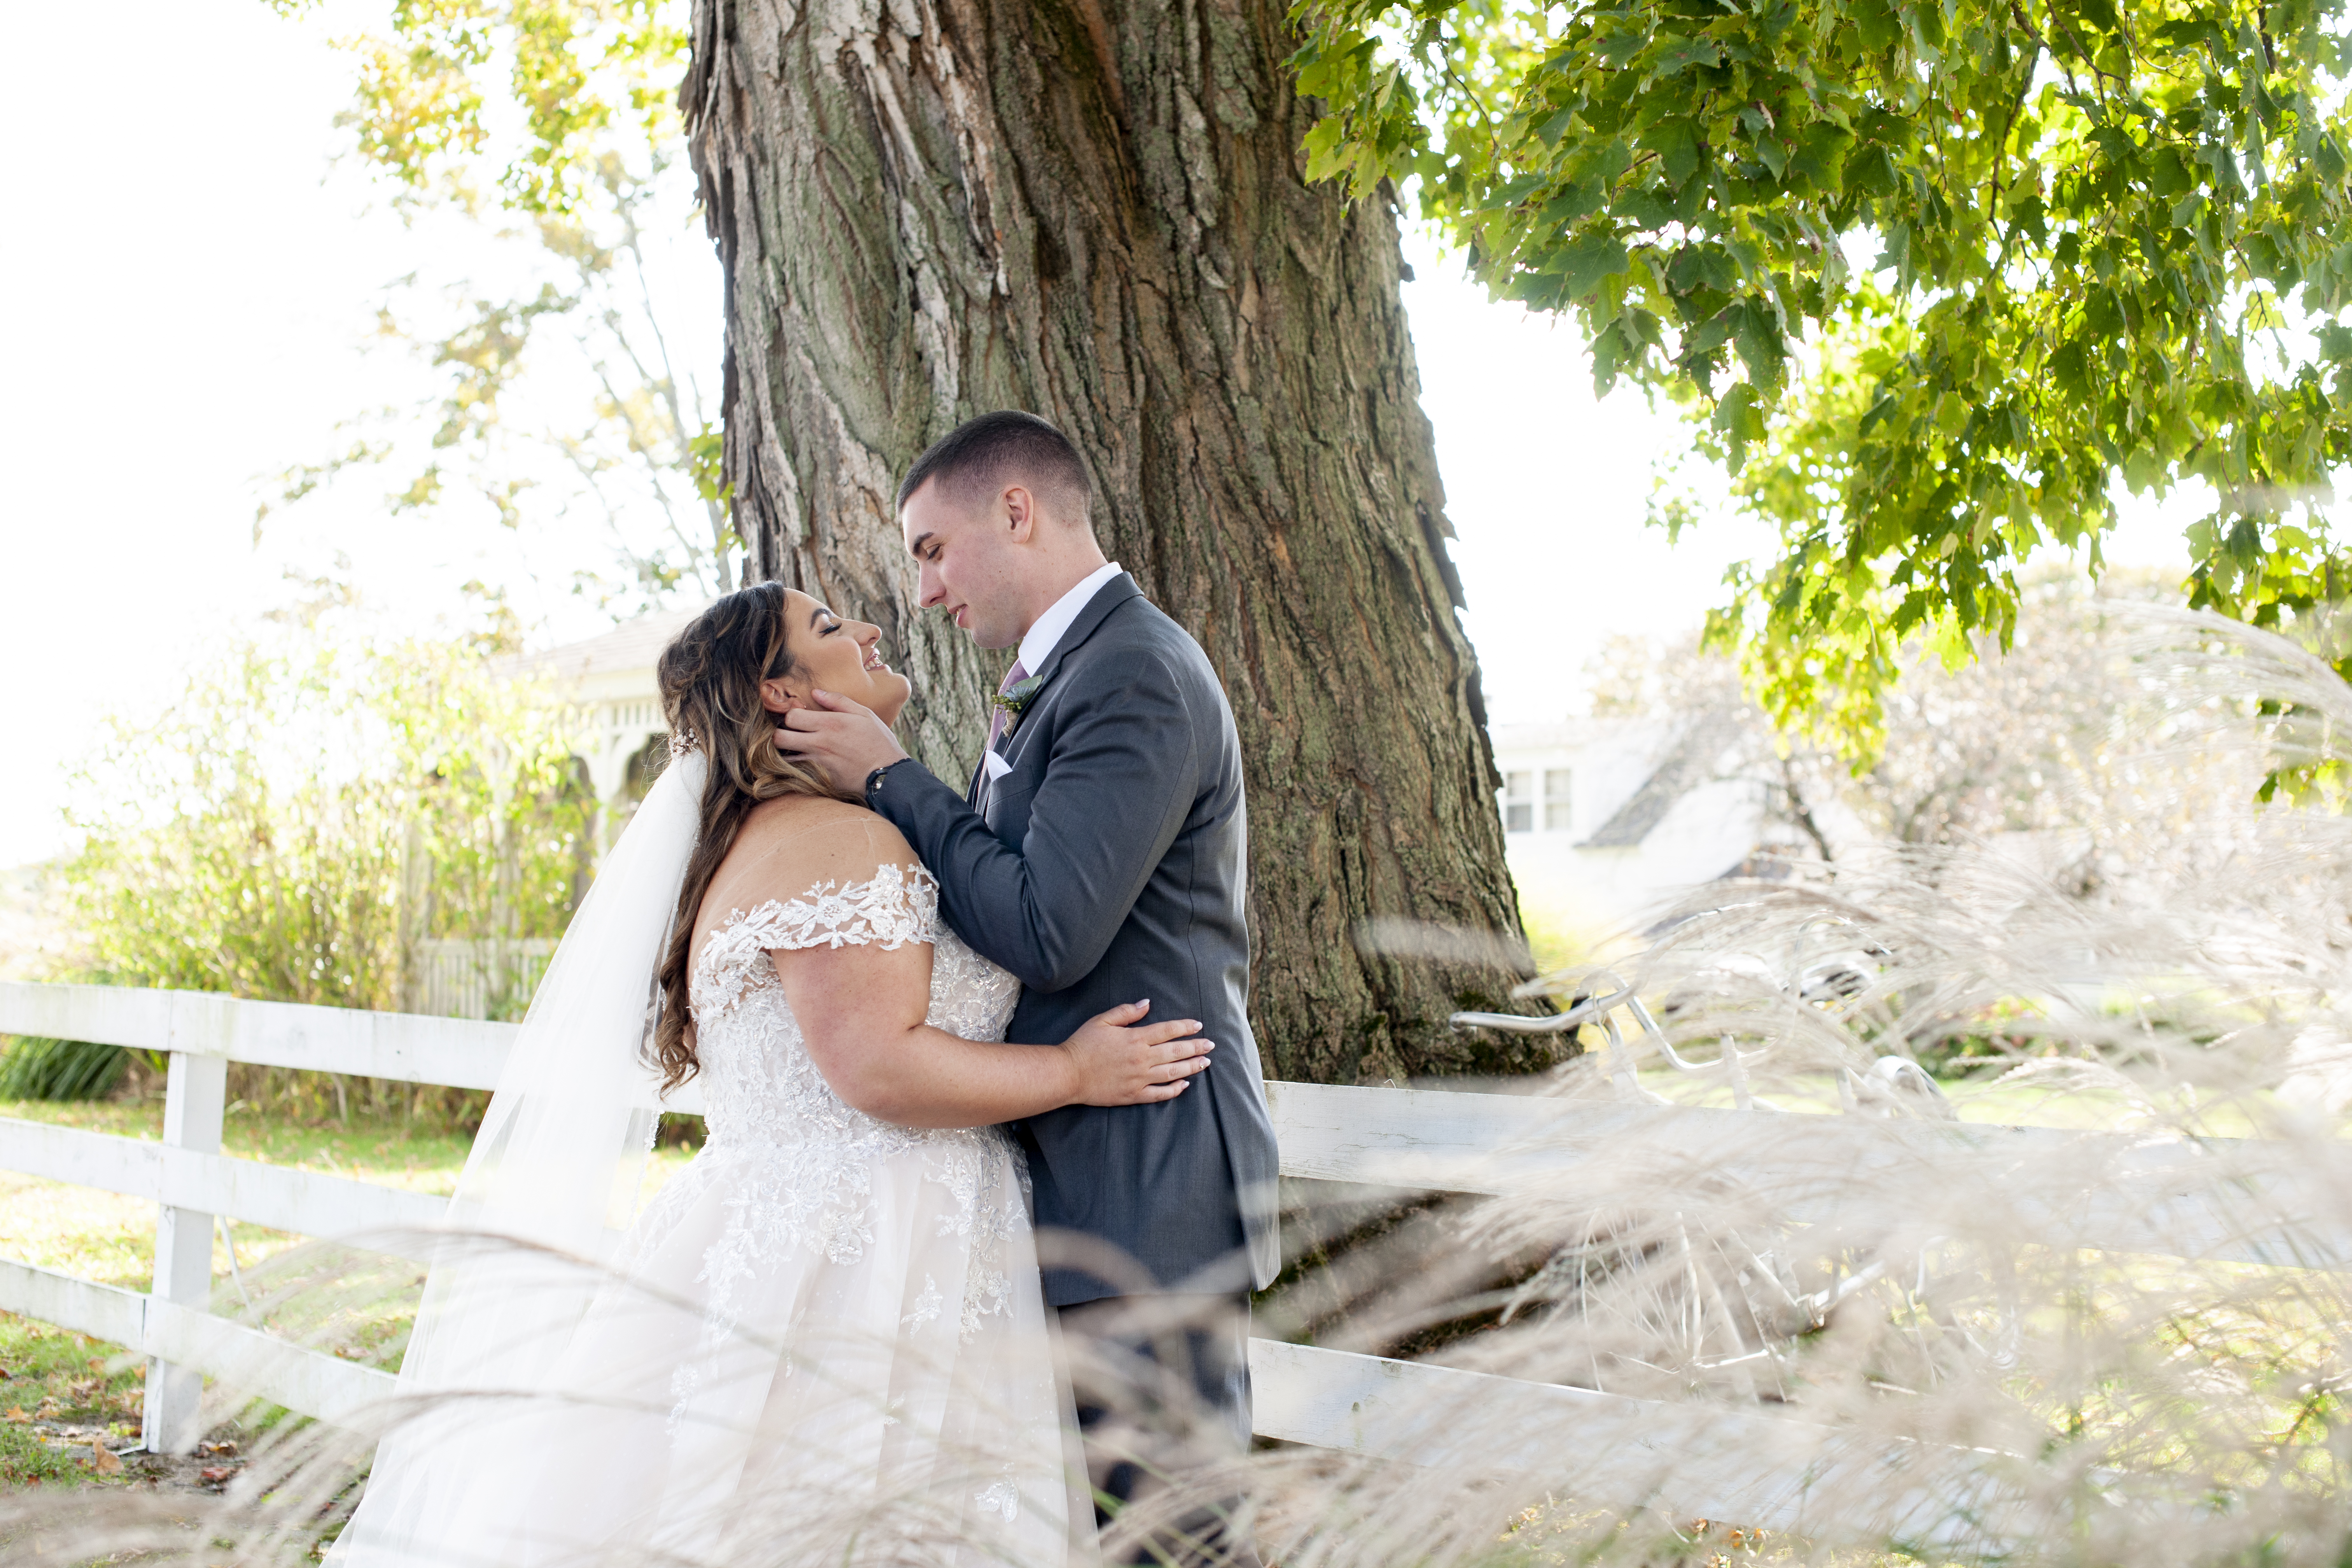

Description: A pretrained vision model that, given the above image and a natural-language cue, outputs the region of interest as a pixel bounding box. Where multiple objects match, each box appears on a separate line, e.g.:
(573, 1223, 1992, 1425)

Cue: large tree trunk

(682, 0, 1554, 1083)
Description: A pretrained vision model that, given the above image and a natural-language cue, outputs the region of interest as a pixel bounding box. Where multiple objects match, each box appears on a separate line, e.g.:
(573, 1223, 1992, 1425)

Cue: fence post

(142, 1048, 226, 1454)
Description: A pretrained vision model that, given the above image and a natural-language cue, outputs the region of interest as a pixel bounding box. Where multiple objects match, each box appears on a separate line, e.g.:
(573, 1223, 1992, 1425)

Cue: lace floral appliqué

(690, 863, 939, 1022)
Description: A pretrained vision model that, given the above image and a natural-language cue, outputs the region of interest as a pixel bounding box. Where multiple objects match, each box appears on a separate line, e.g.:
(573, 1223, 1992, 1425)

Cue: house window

(1544, 768, 1573, 833)
(1502, 771, 1534, 833)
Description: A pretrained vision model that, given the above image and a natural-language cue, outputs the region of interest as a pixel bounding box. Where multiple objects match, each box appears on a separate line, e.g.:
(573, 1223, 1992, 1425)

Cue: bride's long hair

(650, 582, 857, 1090)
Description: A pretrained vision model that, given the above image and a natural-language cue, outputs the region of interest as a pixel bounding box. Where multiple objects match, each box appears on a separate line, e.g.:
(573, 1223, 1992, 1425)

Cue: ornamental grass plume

(10, 608, 2352, 1566)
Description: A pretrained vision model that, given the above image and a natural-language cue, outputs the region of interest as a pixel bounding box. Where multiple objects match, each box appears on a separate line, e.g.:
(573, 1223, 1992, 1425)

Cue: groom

(781, 410, 1280, 1560)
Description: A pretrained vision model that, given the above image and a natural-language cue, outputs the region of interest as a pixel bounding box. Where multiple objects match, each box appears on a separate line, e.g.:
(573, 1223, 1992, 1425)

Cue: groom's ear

(999, 483, 1037, 543)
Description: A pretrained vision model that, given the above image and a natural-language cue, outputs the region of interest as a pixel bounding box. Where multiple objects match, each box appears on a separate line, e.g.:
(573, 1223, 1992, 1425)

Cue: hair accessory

(667, 728, 700, 760)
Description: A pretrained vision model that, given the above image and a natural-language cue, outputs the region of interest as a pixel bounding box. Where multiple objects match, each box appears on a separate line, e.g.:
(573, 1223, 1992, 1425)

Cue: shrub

(0, 1037, 126, 1102)
(54, 612, 599, 1118)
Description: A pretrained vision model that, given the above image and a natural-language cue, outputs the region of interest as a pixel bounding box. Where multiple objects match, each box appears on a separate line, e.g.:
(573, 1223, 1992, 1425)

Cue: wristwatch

(863, 762, 898, 802)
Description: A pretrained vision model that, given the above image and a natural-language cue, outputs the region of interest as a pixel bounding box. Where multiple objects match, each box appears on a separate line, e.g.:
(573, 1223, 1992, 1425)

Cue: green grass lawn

(0, 1314, 149, 1487)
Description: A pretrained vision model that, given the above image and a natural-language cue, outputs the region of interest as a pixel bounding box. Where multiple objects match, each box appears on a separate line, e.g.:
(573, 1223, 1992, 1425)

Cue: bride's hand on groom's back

(1059, 1001, 1214, 1106)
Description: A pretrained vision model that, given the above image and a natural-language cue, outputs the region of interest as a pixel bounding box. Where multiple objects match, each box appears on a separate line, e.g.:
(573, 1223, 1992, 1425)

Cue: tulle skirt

(335, 1134, 1092, 1568)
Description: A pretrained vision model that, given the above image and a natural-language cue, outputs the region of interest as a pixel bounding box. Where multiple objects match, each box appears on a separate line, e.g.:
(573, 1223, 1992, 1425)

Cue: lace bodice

(686, 864, 1021, 1148)
(654, 864, 1028, 1333)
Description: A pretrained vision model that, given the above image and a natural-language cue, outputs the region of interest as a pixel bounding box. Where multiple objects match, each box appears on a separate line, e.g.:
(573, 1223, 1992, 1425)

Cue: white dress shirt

(982, 560, 1122, 783)
(1016, 559, 1124, 676)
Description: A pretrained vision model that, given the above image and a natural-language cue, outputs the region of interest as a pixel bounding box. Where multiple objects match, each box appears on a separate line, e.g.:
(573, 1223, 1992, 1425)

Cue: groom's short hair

(896, 410, 1093, 527)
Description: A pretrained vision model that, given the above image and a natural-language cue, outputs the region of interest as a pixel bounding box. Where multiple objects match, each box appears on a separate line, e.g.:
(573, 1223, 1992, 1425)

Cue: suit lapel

(966, 574, 1142, 821)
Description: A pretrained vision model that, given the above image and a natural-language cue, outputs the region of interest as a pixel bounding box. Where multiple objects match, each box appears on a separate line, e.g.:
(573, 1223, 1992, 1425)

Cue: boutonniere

(991, 673, 1048, 737)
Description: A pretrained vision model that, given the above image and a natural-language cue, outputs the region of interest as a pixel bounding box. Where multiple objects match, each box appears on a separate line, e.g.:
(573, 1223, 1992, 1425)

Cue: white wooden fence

(1, 981, 2343, 1541)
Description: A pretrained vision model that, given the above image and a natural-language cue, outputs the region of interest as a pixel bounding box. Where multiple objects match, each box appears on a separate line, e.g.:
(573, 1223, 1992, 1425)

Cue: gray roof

(513, 606, 707, 681)
(1579, 710, 1746, 848)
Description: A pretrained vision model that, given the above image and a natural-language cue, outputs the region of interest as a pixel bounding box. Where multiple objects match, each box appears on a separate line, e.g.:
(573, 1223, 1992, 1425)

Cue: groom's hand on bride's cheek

(778, 690, 908, 792)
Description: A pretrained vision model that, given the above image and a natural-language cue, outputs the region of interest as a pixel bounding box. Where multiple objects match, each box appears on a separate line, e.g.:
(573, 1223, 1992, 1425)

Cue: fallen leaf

(3, 1408, 26, 1423)
(91, 1442, 122, 1474)
(86, 1357, 104, 1371)
(200, 1465, 236, 1483)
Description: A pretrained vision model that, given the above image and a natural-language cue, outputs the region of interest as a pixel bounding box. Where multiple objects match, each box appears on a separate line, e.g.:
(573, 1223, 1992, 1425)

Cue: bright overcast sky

(0, 0, 2196, 870)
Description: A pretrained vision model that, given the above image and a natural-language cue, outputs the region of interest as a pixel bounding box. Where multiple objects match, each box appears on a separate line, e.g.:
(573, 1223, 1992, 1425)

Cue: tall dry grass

(10, 607, 2352, 1565)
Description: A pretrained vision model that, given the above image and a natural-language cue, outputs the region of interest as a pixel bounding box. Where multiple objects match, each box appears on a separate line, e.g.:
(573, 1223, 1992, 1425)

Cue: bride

(332, 582, 1215, 1566)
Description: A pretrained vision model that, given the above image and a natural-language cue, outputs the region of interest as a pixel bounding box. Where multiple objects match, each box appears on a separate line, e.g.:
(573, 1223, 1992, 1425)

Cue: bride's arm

(776, 939, 1211, 1129)
(724, 804, 1210, 1129)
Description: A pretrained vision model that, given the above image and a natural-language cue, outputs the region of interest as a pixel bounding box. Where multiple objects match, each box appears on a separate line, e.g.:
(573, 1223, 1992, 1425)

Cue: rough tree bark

(682, 0, 1555, 1083)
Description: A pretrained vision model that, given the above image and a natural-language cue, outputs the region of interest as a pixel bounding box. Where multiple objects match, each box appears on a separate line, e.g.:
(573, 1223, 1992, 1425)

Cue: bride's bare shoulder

(717, 794, 919, 897)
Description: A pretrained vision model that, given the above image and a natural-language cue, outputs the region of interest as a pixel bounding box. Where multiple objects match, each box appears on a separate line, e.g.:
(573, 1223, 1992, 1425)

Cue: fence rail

(0, 1257, 395, 1427)
(0, 980, 2338, 1533)
(2, 1116, 447, 1261)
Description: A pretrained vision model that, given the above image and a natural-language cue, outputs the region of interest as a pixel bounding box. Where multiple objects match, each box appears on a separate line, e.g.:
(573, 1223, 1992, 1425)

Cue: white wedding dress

(336, 854, 1090, 1567)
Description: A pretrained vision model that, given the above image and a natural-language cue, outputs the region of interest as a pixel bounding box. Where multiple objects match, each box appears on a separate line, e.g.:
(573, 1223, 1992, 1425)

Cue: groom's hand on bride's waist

(778, 690, 909, 794)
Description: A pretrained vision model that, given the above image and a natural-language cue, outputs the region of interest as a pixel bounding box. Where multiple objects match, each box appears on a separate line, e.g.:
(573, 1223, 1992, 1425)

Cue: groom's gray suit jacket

(869, 574, 1281, 1307)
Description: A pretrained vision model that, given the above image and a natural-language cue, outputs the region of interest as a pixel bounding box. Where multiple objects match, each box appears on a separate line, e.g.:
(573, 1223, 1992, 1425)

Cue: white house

(1488, 715, 1779, 936)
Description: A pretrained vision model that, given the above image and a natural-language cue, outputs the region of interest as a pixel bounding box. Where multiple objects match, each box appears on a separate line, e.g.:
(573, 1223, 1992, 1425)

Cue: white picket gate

(2, 979, 2344, 1540)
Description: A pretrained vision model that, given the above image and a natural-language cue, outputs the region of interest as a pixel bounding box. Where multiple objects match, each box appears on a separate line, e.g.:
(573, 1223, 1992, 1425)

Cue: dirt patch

(4, 1416, 251, 1495)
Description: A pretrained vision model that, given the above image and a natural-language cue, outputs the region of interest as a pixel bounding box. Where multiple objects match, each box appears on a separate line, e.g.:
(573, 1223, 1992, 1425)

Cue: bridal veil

(331, 749, 705, 1562)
